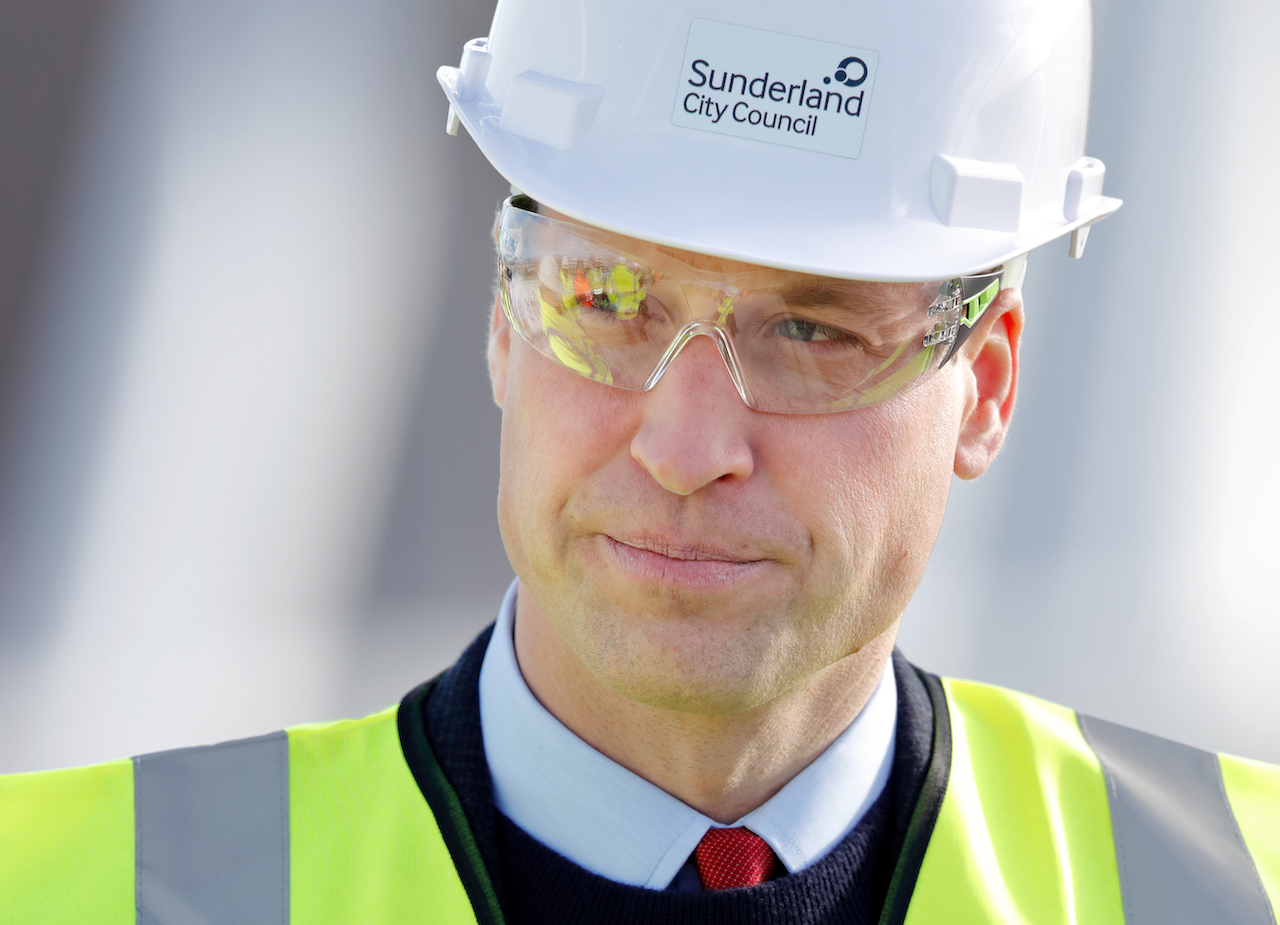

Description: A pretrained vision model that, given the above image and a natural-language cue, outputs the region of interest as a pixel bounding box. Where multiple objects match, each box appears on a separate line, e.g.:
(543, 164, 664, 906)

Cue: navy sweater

(400, 627, 937, 925)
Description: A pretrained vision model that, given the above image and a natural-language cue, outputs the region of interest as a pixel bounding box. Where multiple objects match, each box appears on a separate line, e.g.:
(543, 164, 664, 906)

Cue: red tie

(694, 827, 780, 890)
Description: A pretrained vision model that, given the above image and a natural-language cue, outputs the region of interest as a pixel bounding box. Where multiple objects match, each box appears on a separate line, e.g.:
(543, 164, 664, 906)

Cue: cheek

(771, 381, 960, 612)
(497, 344, 636, 571)
(854, 384, 962, 586)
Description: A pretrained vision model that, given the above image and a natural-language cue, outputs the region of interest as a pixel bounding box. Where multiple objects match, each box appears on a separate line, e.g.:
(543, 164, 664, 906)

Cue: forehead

(533, 203, 937, 305)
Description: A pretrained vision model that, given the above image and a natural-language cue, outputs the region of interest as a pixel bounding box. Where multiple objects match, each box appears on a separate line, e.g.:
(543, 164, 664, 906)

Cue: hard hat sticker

(672, 20, 879, 159)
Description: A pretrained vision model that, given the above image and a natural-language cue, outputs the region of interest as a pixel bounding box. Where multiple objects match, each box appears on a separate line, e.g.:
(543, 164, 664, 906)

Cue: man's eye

(558, 264, 647, 320)
(776, 317, 855, 343)
(585, 293, 624, 313)
(572, 290, 643, 321)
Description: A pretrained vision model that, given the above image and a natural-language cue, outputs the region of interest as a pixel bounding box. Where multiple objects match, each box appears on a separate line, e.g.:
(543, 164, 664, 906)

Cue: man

(4, 0, 1279, 922)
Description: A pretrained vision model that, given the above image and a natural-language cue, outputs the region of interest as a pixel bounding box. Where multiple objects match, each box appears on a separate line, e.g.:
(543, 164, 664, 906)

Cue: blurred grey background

(0, 0, 1276, 774)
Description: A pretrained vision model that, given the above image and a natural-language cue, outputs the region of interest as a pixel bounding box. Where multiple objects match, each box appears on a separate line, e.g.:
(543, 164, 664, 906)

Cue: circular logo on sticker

(826, 56, 867, 87)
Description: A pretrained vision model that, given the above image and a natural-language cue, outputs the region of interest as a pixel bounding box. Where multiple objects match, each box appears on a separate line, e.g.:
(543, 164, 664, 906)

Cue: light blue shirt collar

(479, 580, 897, 889)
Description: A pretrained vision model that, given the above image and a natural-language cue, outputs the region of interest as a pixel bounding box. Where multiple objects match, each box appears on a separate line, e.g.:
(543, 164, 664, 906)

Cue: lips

(600, 533, 773, 591)
(608, 533, 764, 564)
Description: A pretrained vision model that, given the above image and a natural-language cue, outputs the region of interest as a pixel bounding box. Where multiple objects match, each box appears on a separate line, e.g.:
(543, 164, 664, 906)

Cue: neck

(513, 587, 897, 824)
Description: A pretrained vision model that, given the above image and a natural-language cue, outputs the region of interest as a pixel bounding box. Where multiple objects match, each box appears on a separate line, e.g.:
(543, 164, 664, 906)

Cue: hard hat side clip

(447, 37, 493, 137)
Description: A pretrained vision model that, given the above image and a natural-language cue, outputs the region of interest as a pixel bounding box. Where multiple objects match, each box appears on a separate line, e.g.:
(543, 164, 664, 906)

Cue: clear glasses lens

(497, 199, 1003, 413)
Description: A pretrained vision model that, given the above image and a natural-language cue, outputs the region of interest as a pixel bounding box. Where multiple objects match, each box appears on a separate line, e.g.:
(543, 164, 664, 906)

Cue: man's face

(489, 223, 1020, 716)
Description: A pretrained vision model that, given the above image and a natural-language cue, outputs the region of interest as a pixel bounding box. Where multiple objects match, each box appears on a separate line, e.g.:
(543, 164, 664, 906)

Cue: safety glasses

(497, 196, 1022, 414)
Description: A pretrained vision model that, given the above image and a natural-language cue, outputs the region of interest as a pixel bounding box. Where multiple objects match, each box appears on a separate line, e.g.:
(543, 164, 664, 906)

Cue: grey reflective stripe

(1078, 714, 1276, 925)
(133, 730, 289, 925)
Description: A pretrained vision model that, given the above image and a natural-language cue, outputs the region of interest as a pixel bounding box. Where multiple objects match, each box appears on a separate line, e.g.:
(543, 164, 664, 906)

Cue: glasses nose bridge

(643, 319, 756, 409)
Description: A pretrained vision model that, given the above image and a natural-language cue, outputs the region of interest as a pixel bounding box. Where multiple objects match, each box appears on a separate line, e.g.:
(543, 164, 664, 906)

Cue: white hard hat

(438, 0, 1120, 281)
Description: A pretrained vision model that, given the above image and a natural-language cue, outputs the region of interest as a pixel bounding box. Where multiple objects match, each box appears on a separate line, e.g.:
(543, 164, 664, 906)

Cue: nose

(630, 333, 756, 495)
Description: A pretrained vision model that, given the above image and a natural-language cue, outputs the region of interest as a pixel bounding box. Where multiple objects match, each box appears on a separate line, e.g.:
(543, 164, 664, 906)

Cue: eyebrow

(777, 282, 883, 315)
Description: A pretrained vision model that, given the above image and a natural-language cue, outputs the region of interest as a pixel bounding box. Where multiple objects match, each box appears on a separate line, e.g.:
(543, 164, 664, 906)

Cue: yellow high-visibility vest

(3, 674, 1278, 924)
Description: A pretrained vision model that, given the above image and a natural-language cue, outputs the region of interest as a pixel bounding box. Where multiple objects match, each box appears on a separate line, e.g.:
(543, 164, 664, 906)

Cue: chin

(574, 605, 809, 716)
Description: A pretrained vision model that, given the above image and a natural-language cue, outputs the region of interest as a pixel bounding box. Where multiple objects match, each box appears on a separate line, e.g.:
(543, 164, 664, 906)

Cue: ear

(953, 288, 1024, 480)
(487, 294, 511, 408)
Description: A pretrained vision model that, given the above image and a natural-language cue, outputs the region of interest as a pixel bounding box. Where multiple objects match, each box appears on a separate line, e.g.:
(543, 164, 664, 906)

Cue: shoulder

(905, 675, 1280, 925)
(1, 705, 483, 925)
(1, 756, 135, 923)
